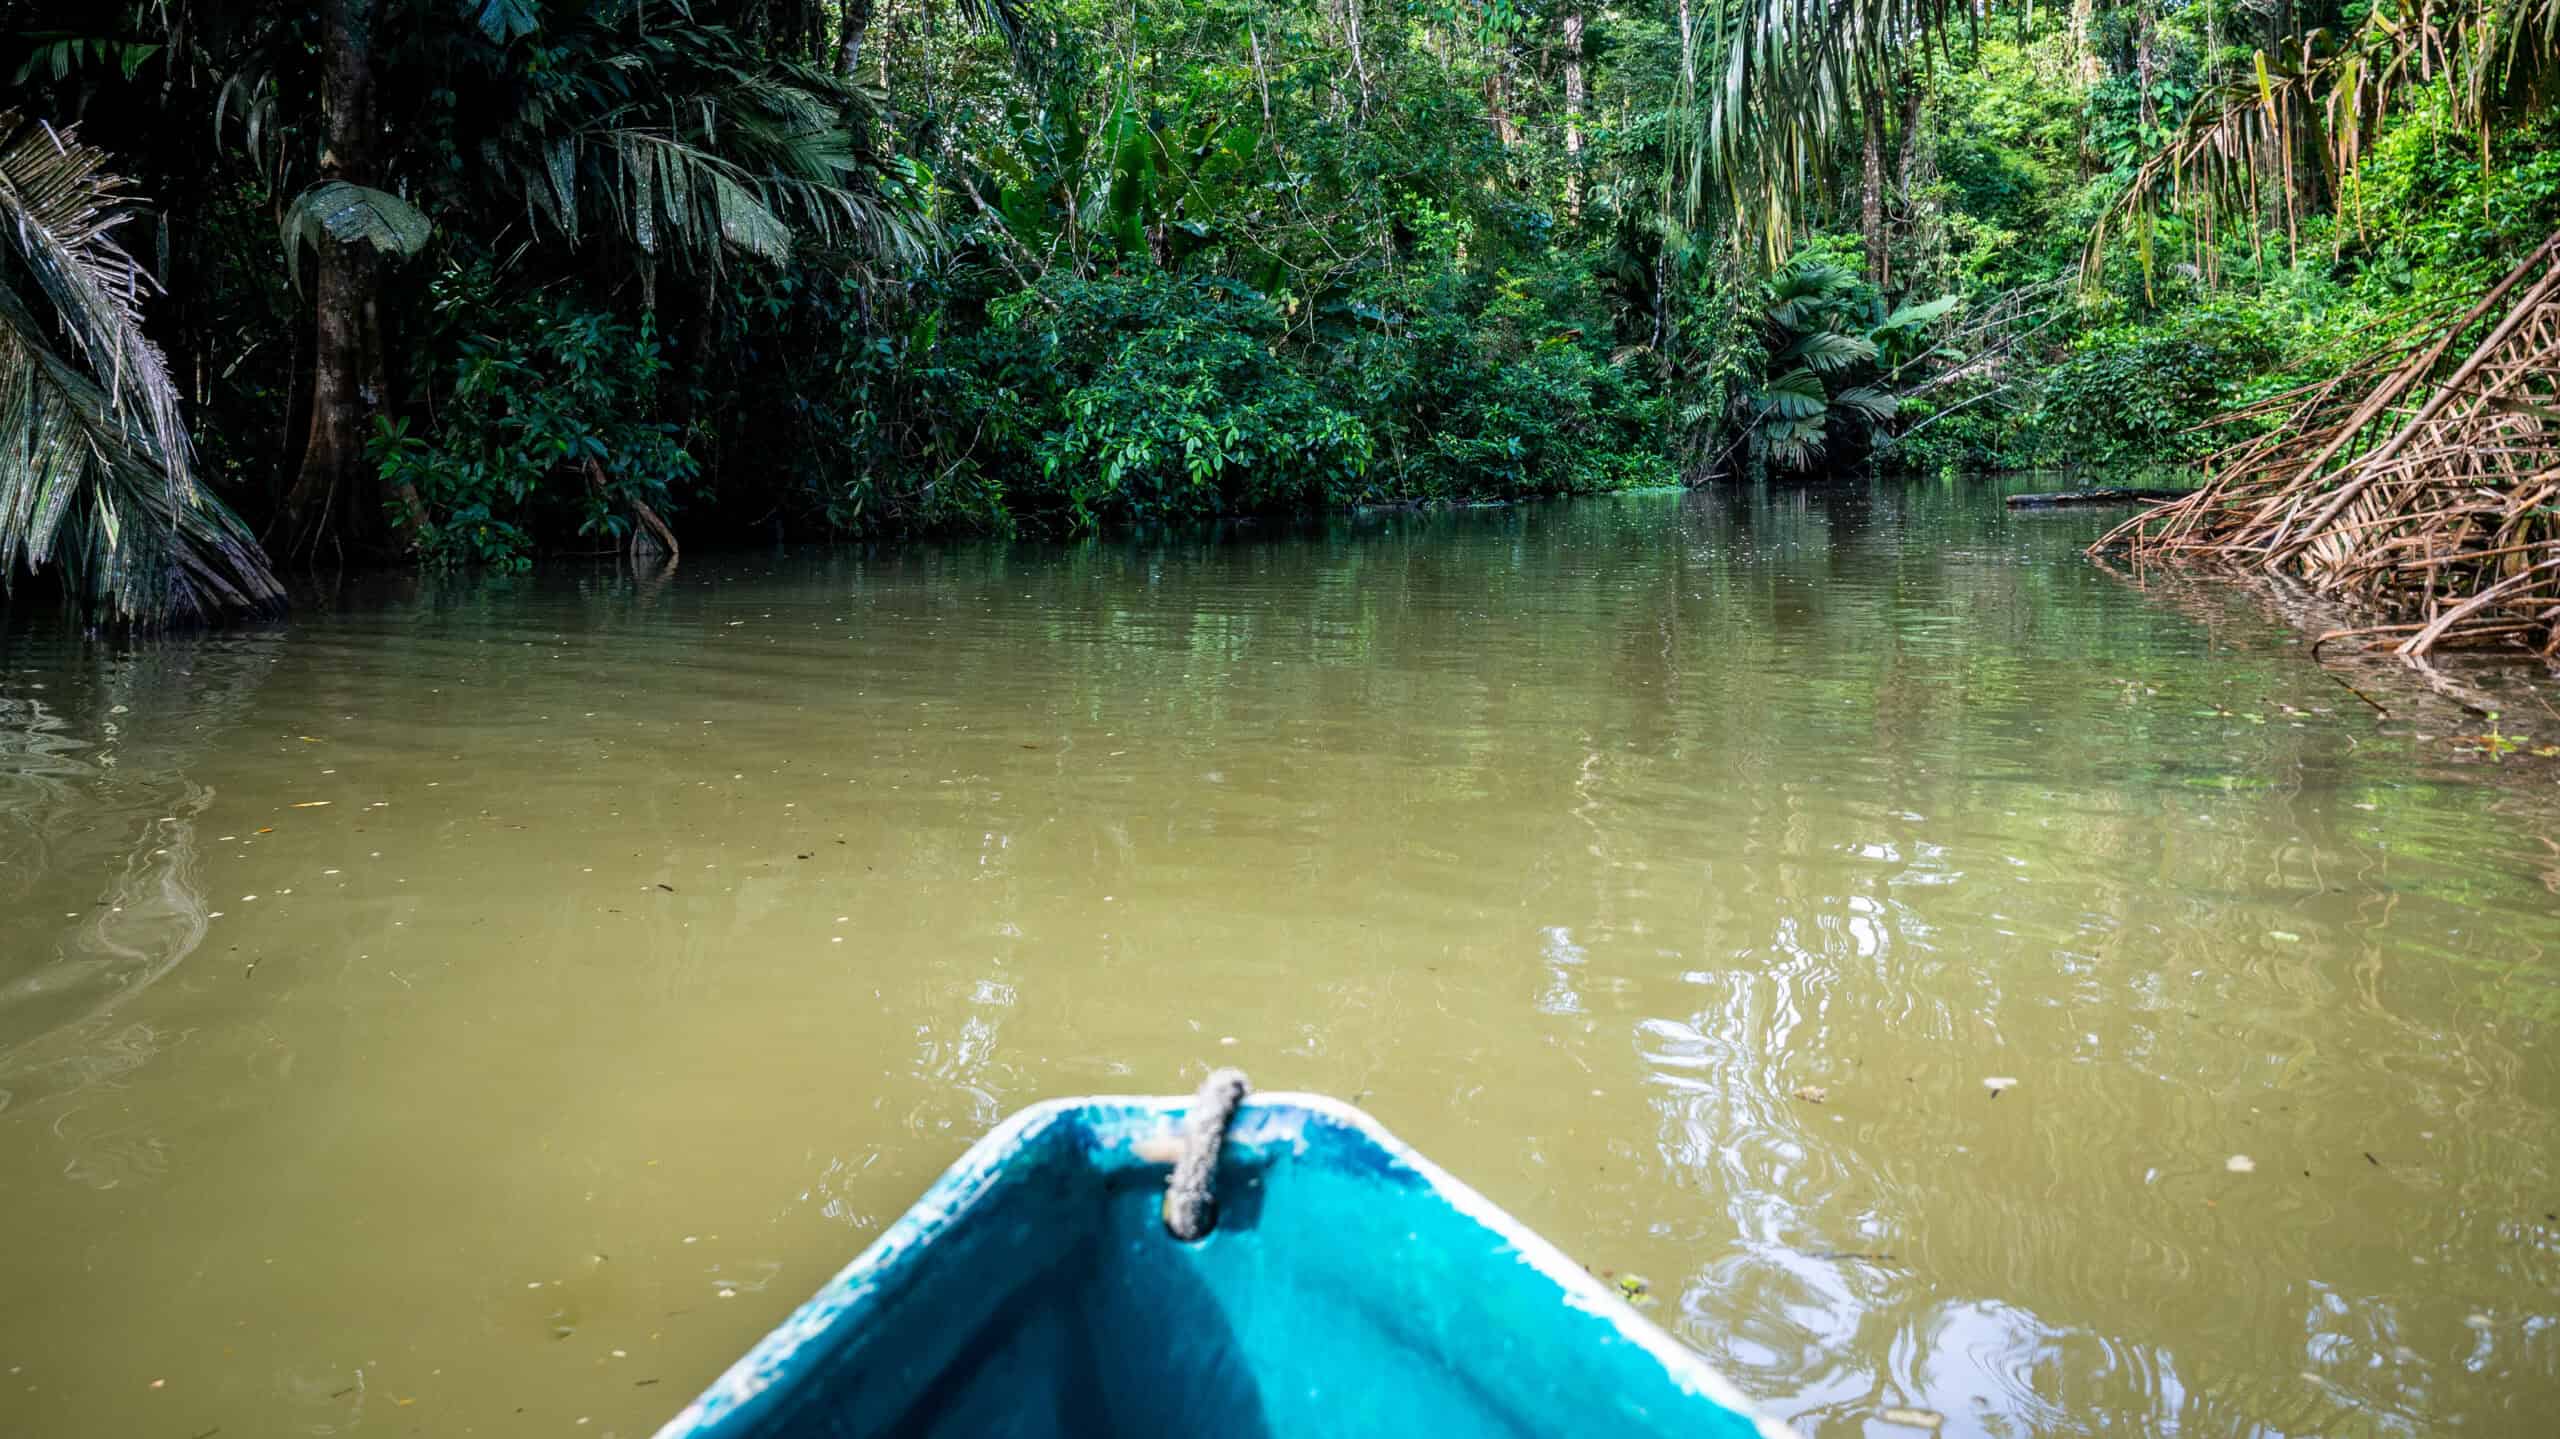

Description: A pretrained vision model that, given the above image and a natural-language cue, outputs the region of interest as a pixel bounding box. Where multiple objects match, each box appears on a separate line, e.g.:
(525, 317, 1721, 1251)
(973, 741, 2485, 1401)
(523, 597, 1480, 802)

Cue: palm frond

(490, 48, 930, 269)
(281, 181, 433, 288)
(1784, 328, 1878, 372)
(1759, 368, 1831, 419)
(1669, 0, 1959, 257)
(0, 110, 280, 622)
(0, 110, 189, 486)
(1878, 294, 1960, 331)
(473, 0, 543, 43)
(1834, 385, 1898, 422)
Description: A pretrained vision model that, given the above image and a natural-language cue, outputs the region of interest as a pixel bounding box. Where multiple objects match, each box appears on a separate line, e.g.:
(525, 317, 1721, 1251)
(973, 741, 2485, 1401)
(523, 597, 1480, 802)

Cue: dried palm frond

(2091, 0, 2560, 289)
(2095, 231, 2560, 661)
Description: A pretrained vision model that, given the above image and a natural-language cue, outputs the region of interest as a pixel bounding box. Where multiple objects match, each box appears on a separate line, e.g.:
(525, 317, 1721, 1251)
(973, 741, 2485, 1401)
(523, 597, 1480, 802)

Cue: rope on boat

(1163, 1068, 1250, 1241)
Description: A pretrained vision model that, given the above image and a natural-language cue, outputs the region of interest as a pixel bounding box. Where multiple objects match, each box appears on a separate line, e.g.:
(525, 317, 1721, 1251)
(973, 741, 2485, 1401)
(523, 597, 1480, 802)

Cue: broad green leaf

(280, 181, 432, 287)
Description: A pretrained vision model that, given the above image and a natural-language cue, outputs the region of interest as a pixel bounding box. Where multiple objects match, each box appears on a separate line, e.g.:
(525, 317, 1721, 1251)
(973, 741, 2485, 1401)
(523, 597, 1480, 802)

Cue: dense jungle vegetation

(1, 0, 2555, 621)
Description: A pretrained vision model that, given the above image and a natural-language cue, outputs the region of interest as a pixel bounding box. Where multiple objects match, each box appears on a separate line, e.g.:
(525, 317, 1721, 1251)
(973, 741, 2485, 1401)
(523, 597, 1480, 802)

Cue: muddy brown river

(3, 486, 2556, 1437)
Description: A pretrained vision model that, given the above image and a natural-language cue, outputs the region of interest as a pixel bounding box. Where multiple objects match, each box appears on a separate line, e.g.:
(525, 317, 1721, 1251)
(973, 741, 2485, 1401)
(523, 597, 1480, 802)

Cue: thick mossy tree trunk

(282, 0, 401, 561)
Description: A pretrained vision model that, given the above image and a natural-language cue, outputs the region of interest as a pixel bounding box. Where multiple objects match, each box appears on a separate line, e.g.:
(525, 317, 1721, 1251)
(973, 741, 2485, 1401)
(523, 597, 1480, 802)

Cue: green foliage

(280, 182, 431, 288)
(2017, 301, 2286, 470)
(429, 13, 929, 269)
(2343, 89, 2560, 283)
(0, 108, 279, 622)
(1320, 261, 1671, 497)
(368, 265, 696, 569)
(1027, 276, 1368, 525)
(5, 0, 2554, 620)
(1718, 251, 1947, 472)
(822, 261, 1665, 531)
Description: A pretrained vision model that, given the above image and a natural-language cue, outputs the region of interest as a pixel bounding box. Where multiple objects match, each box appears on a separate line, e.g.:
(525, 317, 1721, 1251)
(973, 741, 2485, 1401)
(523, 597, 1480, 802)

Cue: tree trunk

(282, 0, 409, 558)
(1335, 0, 1373, 118)
(1861, 85, 1887, 285)
(2135, 4, 2158, 131)
(836, 0, 877, 79)
(1895, 88, 1934, 291)
(1564, 11, 1586, 215)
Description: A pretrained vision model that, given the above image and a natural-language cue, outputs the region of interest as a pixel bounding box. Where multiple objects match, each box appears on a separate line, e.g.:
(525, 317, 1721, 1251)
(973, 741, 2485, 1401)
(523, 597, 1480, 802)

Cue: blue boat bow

(655, 1091, 1789, 1438)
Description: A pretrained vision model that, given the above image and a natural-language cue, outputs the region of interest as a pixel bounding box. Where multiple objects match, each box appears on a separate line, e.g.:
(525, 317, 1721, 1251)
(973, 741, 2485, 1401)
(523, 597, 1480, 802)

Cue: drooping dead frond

(0, 109, 281, 622)
(2094, 231, 2560, 661)
(2090, 0, 2560, 291)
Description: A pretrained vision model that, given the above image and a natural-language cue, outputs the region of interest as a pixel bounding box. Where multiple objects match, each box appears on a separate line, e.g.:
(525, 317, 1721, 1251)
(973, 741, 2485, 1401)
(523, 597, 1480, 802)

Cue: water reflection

(1, 637, 284, 1126)
(2, 487, 2558, 1438)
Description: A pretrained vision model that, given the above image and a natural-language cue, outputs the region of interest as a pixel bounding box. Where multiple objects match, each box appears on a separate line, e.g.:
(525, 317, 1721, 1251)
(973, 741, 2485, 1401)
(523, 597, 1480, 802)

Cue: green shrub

(370, 264, 696, 568)
(1035, 293, 1372, 526)
(1319, 261, 1670, 497)
(2014, 299, 2285, 469)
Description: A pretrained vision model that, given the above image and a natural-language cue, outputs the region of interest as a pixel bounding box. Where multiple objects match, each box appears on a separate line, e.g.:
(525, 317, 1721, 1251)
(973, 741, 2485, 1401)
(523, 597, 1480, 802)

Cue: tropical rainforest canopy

(0, 0, 2555, 624)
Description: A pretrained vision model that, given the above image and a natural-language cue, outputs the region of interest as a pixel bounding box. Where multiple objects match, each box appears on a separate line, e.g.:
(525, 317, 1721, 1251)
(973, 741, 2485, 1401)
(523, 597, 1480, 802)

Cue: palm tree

(1667, 0, 1958, 257)
(1676, 0, 2557, 266)
(1730, 260, 1948, 471)
(0, 110, 282, 623)
(271, 3, 939, 556)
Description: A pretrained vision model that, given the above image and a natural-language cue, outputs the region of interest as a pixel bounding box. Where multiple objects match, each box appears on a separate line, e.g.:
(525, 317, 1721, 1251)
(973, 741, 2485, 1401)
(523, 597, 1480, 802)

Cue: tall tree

(1860, 82, 1886, 283)
(836, 0, 877, 78)
(279, 0, 392, 558)
(1564, 10, 1586, 214)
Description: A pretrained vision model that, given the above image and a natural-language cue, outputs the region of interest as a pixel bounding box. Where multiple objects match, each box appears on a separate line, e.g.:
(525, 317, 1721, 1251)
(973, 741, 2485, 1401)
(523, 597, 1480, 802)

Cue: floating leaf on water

(1791, 1085, 1829, 1104)
(1615, 1273, 1650, 1301)
(2226, 1154, 2256, 1173)
(2268, 931, 2301, 943)
(1879, 1407, 1944, 1431)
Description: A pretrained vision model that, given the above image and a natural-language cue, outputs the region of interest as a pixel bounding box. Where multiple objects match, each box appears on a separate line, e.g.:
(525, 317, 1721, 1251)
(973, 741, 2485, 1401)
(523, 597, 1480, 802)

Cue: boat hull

(654, 1093, 1783, 1438)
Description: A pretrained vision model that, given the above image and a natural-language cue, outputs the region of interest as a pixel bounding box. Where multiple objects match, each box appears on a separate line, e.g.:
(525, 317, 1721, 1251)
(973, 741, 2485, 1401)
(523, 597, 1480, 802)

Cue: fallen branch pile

(2093, 231, 2560, 662)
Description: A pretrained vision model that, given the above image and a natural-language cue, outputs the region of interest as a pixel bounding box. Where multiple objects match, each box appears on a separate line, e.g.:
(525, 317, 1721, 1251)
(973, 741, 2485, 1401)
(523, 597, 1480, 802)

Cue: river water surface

(4, 486, 2558, 1438)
